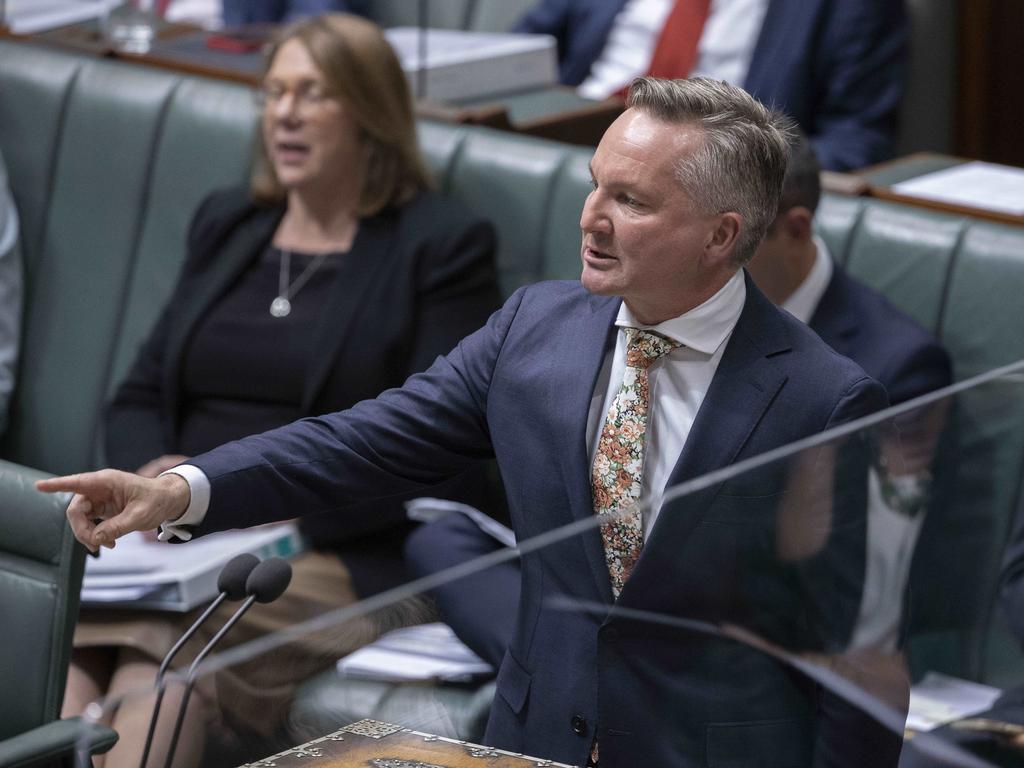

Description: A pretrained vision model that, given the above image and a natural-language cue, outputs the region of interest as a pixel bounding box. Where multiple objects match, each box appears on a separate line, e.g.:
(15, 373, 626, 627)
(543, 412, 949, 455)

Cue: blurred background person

(64, 13, 500, 768)
(513, 0, 907, 170)
(221, 0, 368, 27)
(0, 148, 20, 436)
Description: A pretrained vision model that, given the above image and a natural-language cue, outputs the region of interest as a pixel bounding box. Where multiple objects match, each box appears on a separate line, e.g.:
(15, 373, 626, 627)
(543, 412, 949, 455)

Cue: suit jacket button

(571, 714, 588, 736)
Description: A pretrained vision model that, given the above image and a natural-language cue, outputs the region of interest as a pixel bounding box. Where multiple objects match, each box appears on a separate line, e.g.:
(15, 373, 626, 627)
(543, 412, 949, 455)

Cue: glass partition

(72, 361, 1024, 768)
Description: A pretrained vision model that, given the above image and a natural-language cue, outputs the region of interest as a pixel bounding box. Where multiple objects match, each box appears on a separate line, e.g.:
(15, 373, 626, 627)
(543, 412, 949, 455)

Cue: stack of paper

(384, 27, 557, 102)
(83, 523, 303, 612)
(4, 0, 118, 34)
(906, 672, 1003, 732)
(338, 623, 493, 683)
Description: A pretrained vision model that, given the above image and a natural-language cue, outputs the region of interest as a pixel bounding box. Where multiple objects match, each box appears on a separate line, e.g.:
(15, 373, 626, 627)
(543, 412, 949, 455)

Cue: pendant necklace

(270, 249, 330, 318)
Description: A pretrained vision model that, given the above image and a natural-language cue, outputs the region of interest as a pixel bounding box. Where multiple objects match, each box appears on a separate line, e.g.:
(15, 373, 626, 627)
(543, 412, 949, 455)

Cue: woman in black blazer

(67, 14, 500, 768)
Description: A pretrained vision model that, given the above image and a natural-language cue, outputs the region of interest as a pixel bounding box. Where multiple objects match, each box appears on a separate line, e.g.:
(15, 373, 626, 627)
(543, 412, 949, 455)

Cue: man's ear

(706, 211, 743, 265)
(781, 206, 814, 240)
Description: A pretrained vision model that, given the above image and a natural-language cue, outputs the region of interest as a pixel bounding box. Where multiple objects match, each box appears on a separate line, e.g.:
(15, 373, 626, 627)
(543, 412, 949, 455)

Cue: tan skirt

(75, 550, 431, 734)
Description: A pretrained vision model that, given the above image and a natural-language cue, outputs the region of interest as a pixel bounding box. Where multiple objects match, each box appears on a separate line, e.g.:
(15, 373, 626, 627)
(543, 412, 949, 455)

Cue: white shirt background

(579, 0, 770, 100)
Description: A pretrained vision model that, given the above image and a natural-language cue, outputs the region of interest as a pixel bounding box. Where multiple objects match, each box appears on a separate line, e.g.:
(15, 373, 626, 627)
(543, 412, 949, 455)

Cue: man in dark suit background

(42, 78, 891, 766)
(514, 0, 907, 171)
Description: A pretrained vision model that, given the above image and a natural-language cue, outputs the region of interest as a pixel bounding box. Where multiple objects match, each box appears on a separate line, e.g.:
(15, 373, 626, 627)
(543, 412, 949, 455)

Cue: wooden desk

(7, 24, 619, 147)
(239, 719, 574, 767)
(856, 152, 1024, 228)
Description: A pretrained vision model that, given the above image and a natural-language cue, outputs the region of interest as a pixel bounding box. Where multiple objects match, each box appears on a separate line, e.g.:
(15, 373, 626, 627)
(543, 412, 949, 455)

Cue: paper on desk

(891, 161, 1024, 216)
(405, 497, 515, 548)
(5, 0, 118, 34)
(82, 523, 303, 611)
(906, 672, 1002, 732)
(337, 623, 493, 683)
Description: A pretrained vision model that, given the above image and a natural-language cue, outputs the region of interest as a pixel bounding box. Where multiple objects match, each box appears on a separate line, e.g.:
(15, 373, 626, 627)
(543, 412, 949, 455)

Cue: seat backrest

(0, 41, 254, 475)
(830, 197, 1024, 682)
(0, 460, 82, 738)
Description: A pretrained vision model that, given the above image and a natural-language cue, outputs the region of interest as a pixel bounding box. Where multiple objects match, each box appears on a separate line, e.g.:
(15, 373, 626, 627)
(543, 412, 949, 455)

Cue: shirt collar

(615, 269, 746, 355)
(781, 235, 834, 325)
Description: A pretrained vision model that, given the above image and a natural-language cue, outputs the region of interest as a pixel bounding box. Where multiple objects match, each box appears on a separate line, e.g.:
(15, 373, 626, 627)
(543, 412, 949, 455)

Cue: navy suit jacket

(808, 266, 952, 404)
(514, 0, 907, 171)
(186, 275, 887, 766)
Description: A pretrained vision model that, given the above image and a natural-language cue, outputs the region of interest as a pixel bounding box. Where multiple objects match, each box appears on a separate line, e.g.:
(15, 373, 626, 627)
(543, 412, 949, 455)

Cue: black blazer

(105, 186, 501, 592)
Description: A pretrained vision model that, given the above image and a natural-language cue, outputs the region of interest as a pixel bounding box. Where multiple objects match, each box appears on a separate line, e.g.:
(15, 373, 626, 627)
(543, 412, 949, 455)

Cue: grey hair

(626, 76, 794, 264)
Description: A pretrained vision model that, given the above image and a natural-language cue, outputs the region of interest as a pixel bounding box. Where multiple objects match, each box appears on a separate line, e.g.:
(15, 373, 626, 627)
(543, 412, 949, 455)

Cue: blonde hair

(251, 13, 432, 215)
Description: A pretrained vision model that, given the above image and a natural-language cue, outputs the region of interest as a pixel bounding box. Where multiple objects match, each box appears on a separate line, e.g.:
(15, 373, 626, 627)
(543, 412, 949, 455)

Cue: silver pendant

(270, 296, 291, 317)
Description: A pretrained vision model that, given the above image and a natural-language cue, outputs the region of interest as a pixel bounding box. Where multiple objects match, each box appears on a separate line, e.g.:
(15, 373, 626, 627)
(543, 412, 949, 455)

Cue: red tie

(646, 0, 713, 80)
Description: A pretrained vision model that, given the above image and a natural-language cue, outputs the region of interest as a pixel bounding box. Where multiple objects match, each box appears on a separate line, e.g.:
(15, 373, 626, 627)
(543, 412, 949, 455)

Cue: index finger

(36, 471, 114, 499)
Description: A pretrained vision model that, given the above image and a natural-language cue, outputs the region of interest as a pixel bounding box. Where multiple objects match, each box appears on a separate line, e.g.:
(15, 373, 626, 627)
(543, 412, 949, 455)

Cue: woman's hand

(135, 454, 190, 478)
(36, 470, 191, 552)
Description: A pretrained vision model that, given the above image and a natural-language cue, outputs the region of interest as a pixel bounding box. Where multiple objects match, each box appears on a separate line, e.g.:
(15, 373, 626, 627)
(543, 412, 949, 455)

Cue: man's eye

(621, 195, 641, 207)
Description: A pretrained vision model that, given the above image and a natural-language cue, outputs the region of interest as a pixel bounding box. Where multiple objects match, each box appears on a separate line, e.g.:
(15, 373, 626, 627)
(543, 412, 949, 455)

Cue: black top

(178, 246, 341, 455)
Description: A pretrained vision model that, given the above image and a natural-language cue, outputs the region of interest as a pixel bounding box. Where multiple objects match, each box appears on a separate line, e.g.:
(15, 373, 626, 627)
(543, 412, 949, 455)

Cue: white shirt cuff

(157, 464, 211, 542)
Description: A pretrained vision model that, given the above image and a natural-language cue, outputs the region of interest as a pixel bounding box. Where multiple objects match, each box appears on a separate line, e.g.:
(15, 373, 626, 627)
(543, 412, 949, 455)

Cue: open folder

(82, 523, 303, 612)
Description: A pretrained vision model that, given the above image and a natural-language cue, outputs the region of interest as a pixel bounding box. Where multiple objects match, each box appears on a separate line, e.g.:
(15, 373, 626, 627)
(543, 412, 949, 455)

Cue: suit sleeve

(188, 288, 528, 536)
(103, 191, 233, 471)
(809, 0, 908, 171)
(407, 215, 501, 375)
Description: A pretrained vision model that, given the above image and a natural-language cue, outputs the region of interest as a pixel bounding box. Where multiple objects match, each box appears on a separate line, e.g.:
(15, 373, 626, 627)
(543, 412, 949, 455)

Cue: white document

(906, 672, 1003, 732)
(337, 622, 493, 683)
(82, 523, 304, 612)
(891, 161, 1024, 216)
(405, 497, 515, 548)
(384, 27, 557, 102)
(5, 0, 118, 34)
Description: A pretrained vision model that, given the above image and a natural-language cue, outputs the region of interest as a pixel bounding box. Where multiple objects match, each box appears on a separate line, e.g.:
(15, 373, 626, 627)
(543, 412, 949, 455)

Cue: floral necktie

(592, 328, 679, 597)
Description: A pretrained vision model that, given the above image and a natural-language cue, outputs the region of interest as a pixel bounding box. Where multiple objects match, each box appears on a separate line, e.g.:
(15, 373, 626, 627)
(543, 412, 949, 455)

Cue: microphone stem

(162, 595, 258, 768)
(140, 591, 228, 768)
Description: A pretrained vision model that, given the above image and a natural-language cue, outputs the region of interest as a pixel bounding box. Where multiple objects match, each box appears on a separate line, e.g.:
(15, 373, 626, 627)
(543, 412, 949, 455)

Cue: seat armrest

(0, 717, 118, 768)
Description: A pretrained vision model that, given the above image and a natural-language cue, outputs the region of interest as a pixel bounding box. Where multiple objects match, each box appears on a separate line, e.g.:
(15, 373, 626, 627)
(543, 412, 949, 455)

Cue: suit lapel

(555, 292, 620, 604)
(626, 274, 792, 593)
(162, 205, 283, 434)
(300, 210, 399, 411)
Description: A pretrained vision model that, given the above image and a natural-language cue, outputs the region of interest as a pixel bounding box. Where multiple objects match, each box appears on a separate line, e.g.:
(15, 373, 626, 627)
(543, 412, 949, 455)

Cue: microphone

(138, 553, 259, 768)
(161, 558, 293, 768)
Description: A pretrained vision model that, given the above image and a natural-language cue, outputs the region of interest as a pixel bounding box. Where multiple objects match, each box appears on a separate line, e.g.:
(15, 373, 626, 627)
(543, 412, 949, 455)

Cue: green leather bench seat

(1, 39, 1024, 743)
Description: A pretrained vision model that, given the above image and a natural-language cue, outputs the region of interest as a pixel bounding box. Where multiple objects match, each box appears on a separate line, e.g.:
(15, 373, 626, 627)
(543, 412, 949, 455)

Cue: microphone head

(245, 557, 293, 603)
(217, 553, 261, 601)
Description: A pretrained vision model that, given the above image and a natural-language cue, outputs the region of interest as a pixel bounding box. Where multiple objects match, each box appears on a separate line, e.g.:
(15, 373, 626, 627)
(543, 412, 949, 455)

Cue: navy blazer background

(514, 0, 908, 171)
(183, 274, 889, 766)
(105, 186, 501, 594)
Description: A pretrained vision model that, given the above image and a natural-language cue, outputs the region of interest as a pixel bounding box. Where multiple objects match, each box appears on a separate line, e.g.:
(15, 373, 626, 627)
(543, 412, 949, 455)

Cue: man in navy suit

(406, 129, 953, 670)
(44, 79, 891, 766)
(514, 0, 906, 171)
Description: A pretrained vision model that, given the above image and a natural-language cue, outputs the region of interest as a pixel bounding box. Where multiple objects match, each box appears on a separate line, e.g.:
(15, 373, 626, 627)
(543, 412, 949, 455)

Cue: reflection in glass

(72, 364, 1024, 768)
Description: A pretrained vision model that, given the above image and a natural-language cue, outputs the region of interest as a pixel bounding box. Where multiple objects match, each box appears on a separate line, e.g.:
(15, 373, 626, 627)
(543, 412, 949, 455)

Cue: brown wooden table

(238, 719, 575, 767)
(854, 152, 1024, 228)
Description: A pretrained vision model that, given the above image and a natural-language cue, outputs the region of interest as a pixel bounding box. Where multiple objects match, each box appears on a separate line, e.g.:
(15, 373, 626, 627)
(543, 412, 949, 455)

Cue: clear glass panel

(72, 361, 1024, 768)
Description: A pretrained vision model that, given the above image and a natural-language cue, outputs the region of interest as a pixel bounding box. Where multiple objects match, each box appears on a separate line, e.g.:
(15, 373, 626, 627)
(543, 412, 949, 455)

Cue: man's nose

(580, 191, 610, 234)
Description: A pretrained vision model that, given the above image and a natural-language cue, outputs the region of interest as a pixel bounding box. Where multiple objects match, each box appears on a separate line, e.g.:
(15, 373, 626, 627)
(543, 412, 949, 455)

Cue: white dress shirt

(579, 0, 770, 100)
(162, 271, 747, 542)
(780, 235, 834, 324)
(586, 269, 746, 538)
